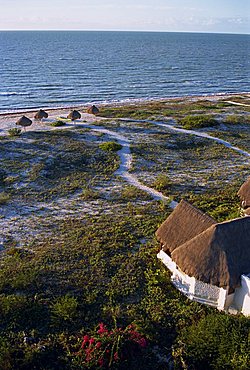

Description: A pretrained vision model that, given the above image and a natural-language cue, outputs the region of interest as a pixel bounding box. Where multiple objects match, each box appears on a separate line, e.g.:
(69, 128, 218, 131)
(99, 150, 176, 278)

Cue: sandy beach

(0, 92, 249, 136)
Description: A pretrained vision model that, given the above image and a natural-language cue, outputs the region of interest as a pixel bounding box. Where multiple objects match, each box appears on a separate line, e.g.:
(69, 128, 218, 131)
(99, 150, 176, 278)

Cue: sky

(0, 0, 249, 34)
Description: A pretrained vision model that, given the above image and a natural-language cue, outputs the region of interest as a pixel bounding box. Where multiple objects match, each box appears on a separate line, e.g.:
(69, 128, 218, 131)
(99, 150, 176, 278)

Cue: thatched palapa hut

(34, 109, 48, 120)
(157, 200, 250, 316)
(67, 110, 81, 121)
(16, 116, 32, 130)
(87, 105, 99, 115)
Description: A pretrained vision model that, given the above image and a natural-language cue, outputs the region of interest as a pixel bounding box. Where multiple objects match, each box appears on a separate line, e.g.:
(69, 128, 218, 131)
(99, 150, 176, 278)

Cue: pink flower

(138, 338, 147, 348)
(81, 335, 89, 349)
(86, 354, 91, 362)
(98, 358, 104, 367)
(96, 341, 102, 349)
(85, 348, 92, 354)
(97, 323, 108, 335)
(89, 338, 95, 345)
(129, 330, 141, 340)
(114, 352, 119, 361)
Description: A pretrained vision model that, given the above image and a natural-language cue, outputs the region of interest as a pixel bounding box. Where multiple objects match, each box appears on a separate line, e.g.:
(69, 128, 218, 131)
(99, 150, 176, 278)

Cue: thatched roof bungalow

(157, 200, 250, 316)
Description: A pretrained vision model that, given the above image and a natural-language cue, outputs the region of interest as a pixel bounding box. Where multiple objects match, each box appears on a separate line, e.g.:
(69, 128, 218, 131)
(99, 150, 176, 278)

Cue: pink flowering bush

(73, 323, 147, 368)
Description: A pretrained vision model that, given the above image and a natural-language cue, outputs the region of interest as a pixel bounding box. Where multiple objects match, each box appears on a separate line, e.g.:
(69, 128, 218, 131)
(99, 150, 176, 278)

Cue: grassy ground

(0, 97, 249, 369)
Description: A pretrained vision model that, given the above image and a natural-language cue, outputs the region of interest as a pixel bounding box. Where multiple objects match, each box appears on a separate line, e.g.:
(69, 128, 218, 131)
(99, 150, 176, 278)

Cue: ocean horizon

(0, 31, 249, 113)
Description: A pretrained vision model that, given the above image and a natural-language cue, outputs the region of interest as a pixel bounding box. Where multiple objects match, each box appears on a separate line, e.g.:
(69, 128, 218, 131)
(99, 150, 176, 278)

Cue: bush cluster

(179, 115, 218, 129)
(99, 141, 122, 152)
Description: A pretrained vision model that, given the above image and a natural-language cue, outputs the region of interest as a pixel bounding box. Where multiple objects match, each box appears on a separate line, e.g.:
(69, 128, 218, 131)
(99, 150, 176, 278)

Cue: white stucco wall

(224, 293, 235, 309)
(233, 274, 250, 316)
(157, 250, 226, 309)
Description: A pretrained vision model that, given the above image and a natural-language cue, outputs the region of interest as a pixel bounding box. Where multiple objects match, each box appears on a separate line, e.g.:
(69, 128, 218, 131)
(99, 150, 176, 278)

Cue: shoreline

(0, 91, 249, 118)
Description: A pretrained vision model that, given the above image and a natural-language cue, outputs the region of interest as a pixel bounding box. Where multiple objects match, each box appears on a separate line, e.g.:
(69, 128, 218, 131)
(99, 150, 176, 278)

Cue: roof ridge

(180, 199, 217, 223)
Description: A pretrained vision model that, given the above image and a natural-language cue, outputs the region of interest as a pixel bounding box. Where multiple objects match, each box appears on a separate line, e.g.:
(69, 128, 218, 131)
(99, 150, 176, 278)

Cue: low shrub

(153, 174, 172, 191)
(224, 115, 250, 125)
(0, 192, 10, 205)
(120, 185, 152, 200)
(80, 187, 100, 200)
(50, 120, 66, 127)
(50, 295, 78, 327)
(8, 128, 22, 137)
(173, 314, 250, 370)
(179, 115, 218, 129)
(99, 142, 122, 152)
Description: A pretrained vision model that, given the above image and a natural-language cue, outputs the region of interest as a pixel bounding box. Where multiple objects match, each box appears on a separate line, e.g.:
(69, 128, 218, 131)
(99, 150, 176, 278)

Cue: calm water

(0, 31, 249, 113)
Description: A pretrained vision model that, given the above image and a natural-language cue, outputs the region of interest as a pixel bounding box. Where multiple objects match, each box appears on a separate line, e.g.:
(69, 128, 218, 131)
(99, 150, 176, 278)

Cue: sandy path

(85, 118, 249, 209)
(225, 101, 250, 107)
(119, 118, 250, 158)
(86, 124, 178, 208)
(1, 112, 249, 225)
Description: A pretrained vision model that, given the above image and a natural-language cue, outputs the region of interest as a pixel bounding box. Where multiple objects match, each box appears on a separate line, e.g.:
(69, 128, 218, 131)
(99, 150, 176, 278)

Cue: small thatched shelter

(238, 177, 250, 209)
(67, 110, 81, 121)
(87, 105, 99, 115)
(34, 109, 48, 120)
(156, 200, 216, 254)
(16, 116, 32, 130)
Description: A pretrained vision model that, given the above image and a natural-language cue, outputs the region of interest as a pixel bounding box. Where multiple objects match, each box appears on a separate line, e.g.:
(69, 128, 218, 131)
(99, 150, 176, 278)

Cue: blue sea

(0, 31, 249, 113)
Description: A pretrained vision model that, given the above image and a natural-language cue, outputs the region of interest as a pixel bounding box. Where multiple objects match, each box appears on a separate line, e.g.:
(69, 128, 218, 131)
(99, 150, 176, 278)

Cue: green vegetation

(186, 181, 242, 221)
(224, 114, 250, 125)
(0, 130, 119, 202)
(179, 115, 218, 129)
(99, 141, 122, 152)
(120, 185, 152, 201)
(98, 98, 238, 121)
(0, 98, 249, 369)
(50, 120, 66, 127)
(0, 192, 10, 205)
(8, 128, 22, 137)
(0, 208, 248, 369)
(80, 187, 100, 200)
(174, 314, 250, 369)
(153, 173, 172, 192)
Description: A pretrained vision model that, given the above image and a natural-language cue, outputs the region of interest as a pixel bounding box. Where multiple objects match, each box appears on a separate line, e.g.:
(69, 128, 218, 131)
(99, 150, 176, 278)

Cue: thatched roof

(67, 110, 81, 121)
(16, 116, 32, 127)
(238, 177, 250, 208)
(34, 109, 48, 119)
(156, 200, 216, 254)
(172, 217, 250, 289)
(87, 105, 99, 115)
